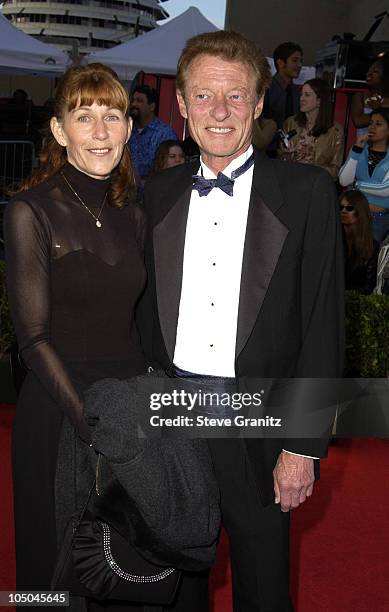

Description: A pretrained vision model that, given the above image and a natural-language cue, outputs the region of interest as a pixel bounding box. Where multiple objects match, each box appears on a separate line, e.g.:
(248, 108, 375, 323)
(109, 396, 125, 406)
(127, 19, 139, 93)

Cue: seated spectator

(277, 78, 344, 179)
(351, 55, 389, 135)
(129, 84, 178, 180)
(340, 190, 379, 294)
(339, 108, 389, 242)
(152, 140, 185, 173)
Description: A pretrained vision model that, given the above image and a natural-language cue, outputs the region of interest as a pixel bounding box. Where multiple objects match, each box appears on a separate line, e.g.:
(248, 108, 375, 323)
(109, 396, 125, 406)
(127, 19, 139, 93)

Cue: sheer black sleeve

(4, 198, 91, 443)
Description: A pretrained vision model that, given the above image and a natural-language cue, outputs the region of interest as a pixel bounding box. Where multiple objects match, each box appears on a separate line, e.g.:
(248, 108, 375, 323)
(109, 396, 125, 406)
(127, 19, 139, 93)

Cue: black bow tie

(192, 152, 254, 197)
(192, 172, 234, 197)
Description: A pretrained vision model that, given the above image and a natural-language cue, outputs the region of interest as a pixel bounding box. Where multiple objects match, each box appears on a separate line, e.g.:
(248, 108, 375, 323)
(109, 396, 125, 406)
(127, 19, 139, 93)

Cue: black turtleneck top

(4, 162, 147, 441)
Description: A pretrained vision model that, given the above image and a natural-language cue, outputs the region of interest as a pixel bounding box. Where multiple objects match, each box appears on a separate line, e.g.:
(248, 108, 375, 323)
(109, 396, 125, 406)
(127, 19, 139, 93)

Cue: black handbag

(51, 457, 181, 605)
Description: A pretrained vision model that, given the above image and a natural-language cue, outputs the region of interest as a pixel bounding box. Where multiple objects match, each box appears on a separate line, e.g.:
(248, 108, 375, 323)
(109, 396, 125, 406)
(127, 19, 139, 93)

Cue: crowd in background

(1, 42, 389, 294)
(124, 42, 389, 296)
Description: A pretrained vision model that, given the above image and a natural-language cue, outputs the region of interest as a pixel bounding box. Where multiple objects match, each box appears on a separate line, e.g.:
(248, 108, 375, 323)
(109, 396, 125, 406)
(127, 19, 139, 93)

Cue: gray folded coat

(83, 375, 221, 571)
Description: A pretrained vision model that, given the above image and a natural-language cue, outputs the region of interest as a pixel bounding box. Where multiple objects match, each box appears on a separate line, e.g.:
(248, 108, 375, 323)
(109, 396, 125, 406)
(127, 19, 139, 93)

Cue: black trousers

(166, 439, 293, 612)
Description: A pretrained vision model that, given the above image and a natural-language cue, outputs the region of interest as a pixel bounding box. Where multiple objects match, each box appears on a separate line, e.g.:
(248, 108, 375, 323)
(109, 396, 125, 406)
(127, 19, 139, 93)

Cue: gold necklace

(60, 171, 107, 228)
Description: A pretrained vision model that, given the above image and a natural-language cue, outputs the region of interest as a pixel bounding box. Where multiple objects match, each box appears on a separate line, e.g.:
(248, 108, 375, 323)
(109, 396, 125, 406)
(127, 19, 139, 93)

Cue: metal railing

(0, 140, 38, 248)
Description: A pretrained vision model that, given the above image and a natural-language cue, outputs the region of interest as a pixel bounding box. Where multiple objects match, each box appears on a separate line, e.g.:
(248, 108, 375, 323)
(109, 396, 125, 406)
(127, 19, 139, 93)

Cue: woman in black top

(4, 63, 148, 609)
(340, 189, 379, 294)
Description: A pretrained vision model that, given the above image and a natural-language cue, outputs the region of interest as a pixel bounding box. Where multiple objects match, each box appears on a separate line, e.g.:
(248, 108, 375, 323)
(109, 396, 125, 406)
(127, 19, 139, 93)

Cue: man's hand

(273, 451, 315, 512)
(365, 94, 383, 110)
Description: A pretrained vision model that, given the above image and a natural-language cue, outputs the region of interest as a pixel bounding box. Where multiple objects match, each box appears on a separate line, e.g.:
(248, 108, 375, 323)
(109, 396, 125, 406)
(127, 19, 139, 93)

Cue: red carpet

(1, 404, 389, 611)
(0, 405, 16, 596)
(210, 438, 389, 612)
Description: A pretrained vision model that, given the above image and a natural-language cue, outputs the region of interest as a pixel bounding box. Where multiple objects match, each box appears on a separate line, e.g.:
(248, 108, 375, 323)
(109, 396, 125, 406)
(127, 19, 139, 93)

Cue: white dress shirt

(173, 146, 253, 376)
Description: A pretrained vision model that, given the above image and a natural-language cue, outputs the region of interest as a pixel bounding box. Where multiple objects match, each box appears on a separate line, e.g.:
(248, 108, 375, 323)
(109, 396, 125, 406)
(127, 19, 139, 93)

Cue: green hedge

(0, 260, 15, 359)
(345, 290, 389, 377)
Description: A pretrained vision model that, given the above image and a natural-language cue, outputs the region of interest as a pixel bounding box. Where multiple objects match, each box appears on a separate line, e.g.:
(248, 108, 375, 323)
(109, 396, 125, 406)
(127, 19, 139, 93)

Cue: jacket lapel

(153, 153, 288, 363)
(153, 165, 195, 361)
(235, 151, 289, 358)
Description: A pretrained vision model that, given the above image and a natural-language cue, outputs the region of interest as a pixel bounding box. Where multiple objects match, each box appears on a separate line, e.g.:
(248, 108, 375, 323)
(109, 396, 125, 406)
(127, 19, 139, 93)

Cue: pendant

(96, 220, 102, 228)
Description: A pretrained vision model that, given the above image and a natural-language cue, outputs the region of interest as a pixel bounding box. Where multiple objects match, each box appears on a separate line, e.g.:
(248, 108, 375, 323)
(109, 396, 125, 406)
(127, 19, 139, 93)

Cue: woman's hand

(278, 147, 294, 161)
(355, 133, 368, 148)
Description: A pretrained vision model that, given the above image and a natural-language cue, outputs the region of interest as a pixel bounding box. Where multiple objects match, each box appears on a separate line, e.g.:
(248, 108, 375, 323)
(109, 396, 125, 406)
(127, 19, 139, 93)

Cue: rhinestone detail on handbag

(99, 521, 176, 583)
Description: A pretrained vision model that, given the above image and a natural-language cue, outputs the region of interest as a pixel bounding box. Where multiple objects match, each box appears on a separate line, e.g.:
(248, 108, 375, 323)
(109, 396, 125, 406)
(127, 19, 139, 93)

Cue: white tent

(0, 13, 69, 76)
(86, 7, 218, 80)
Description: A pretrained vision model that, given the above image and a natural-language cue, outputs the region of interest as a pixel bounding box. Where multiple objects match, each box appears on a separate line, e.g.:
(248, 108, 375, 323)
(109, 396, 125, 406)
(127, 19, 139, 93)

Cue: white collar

(200, 145, 254, 179)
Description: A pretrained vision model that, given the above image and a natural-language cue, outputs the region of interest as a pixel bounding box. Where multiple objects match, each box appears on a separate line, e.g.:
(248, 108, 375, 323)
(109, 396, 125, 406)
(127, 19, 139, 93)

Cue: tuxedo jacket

(138, 149, 345, 506)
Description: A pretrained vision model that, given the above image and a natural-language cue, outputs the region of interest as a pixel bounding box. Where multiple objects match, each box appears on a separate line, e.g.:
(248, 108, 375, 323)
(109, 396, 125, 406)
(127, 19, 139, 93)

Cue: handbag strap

(75, 477, 97, 527)
(73, 452, 101, 529)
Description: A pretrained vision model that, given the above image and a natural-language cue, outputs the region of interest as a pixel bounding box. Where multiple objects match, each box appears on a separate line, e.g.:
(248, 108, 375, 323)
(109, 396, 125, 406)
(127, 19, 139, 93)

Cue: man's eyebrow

(190, 85, 250, 91)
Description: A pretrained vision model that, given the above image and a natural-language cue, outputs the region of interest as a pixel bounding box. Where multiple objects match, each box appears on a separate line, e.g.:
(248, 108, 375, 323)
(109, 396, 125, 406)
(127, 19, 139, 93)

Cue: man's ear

(50, 117, 67, 147)
(254, 95, 264, 120)
(176, 90, 188, 120)
(276, 58, 284, 73)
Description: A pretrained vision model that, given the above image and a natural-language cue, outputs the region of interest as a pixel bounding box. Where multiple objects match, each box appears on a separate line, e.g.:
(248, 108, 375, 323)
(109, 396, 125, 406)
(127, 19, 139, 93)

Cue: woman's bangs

(67, 77, 128, 114)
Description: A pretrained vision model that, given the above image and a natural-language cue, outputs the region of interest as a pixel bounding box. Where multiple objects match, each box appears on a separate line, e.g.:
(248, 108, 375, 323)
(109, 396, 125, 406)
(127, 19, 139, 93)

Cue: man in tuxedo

(140, 31, 344, 612)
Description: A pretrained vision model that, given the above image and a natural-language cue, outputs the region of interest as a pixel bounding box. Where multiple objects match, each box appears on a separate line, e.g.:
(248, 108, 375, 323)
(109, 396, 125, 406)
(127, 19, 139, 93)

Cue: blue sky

(160, 0, 226, 29)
